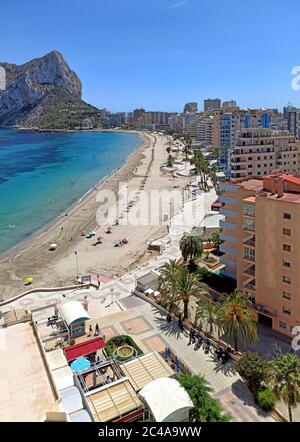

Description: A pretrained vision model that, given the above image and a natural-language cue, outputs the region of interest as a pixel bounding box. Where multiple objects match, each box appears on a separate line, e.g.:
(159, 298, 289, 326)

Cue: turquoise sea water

(0, 129, 142, 254)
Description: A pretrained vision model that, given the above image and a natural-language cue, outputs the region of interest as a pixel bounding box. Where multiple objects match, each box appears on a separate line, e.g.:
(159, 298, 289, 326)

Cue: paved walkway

(89, 294, 274, 422)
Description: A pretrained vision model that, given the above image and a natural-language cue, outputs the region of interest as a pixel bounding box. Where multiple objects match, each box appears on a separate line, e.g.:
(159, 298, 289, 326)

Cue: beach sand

(0, 132, 189, 300)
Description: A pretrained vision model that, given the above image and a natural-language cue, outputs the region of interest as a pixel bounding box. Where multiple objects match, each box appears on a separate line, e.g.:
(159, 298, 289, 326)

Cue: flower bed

(105, 335, 143, 358)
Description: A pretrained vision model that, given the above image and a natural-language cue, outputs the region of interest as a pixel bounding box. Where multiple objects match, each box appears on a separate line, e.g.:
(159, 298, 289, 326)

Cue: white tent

(139, 377, 193, 422)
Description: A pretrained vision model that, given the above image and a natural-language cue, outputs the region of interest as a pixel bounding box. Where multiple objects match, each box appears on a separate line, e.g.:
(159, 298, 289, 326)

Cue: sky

(2, 0, 300, 112)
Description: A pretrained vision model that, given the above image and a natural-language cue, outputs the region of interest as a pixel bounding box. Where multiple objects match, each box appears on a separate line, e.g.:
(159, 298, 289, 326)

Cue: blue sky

(2, 0, 300, 112)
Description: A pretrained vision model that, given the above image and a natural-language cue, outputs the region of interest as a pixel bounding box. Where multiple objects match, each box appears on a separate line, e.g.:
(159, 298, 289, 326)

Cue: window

(283, 228, 291, 236)
(283, 291, 292, 300)
(243, 204, 256, 217)
(283, 213, 291, 220)
(283, 276, 291, 284)
(283, 260, 291, 268)
(280, 321, 287, 329)
(244, 247, 255, 262)
(283, 307, 291, 316)
(283, 244, 291, 252)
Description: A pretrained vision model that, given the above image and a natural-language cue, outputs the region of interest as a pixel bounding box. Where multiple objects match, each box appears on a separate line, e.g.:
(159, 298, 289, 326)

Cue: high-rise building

(204, 98, 221, 112)
(219, 111, 241, 168)
(288, 108, 300, 138)
(230, 129, 300, 179)
(219, 174, 300, 338)
(222, 100, 237, 109)
(133, 108, 145, 128)
(183, 102, 198, 113)
(196, 115, 213, 146)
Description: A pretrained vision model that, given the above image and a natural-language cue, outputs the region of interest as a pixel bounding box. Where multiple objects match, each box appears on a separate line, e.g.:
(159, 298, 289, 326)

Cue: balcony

(243, 209, 256, 218)
(220, 220, 236, 231)
(220, 244, 236, 257)
(220, 256, 237, 269)
(220, 208, 237, 218)
(243, 265, 255, 277)
(243, 279, 256, 293)
(243, 236, 256, 247)
(219, 195, 237, 205)
(220, 232, 237, 244)
(243, 223, 255, 233)
(220, 269, 237, 280)
(219, 183, 237, 193)
(252, 303, 277, 318)
(243, 253, 255, 263)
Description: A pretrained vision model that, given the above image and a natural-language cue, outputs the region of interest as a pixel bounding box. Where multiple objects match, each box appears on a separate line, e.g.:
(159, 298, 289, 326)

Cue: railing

(243, 237, 256, 247)
(252, 303, 277, 318)
(243, 266, 255, 277)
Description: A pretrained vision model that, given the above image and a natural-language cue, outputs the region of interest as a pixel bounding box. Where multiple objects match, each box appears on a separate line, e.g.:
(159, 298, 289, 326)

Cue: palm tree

(176, 265, 207, 320)
(219, 291, 257, 351)
(210, 164, 220, 194)
(268, 352, 300, 422)
(195, 299, 222, 337)
(178, 374, 231, 422)
(159, 260, 181, 312)
(180, 233, 203, 269)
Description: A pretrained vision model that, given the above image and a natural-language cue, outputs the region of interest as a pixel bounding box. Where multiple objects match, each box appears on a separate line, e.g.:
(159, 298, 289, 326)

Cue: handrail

(0, 283, 96, 307)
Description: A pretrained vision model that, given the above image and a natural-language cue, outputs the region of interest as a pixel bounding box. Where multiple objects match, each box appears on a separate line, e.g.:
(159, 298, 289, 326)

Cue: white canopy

(59, 301, 90, 327)
(139, 377, 193, 422)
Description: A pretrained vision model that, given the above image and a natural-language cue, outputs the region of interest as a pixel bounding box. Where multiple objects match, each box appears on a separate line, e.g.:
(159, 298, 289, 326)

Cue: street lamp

(75, 251, 79, 280)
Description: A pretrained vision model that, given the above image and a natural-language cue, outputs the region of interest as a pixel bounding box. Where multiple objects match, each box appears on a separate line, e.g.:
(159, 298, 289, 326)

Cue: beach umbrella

(25, 277, 33, 283)
(70, 357, 91, 373)
(49, 243, 58, 249)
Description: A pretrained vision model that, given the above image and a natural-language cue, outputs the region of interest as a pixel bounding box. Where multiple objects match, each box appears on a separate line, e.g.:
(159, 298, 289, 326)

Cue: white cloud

(168, 0, 187, 9)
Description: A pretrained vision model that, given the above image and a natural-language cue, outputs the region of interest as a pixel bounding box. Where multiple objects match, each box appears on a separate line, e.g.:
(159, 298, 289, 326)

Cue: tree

(180, 233, 203, 269)
(178, 374, 231, 422)
(195, 299, 221, 337)
(177, 265, 206, 320)
(159, 260, 181, 312)
(267, 352, 300, 422)
(191, 150, 210, 191)
(210, 164, 220, 194)
(209, 229, 224, 253)
(236, 352, 268, 394)
(219, 291, 257, 351)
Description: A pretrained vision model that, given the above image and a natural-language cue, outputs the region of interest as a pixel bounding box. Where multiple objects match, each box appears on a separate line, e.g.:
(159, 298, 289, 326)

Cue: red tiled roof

(264, 173, 300, 186)
(64, 337, 105, 362)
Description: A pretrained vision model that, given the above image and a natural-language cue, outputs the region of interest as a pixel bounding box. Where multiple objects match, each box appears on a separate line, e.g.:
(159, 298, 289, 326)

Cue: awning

(59, 300, 91, 327)
(64, 337, 105, 362)
(139, 377, 193, 422)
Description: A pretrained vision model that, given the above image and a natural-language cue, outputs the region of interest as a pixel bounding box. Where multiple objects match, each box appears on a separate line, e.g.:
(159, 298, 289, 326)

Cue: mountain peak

(0, 51, 98, 129)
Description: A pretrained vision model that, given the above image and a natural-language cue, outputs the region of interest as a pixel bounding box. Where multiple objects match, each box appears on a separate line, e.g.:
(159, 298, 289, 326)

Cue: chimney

(270, 177, 277, 195)
(277, 179, 284, 198)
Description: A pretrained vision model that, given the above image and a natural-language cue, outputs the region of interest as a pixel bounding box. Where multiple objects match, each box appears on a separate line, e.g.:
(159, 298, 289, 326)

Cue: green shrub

(105, 335, 143, 357)
(236, 352, 268, 394)
(256, 388, 276, 411)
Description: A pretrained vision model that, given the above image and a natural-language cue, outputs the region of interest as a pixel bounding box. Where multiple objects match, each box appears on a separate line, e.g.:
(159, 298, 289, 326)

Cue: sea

(0, 128, 142, 254)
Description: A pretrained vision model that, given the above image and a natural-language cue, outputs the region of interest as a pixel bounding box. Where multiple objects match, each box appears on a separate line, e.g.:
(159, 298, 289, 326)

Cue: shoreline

(0, 130, 146, 262)
(0, 131, 190, 301)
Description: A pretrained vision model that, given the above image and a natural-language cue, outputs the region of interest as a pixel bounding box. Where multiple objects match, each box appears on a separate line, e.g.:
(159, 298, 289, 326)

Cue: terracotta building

(219, 173, 300, 338)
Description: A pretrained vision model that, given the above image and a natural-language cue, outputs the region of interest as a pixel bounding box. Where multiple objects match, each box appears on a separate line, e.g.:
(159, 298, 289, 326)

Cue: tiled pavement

(88, 295, 275, 422)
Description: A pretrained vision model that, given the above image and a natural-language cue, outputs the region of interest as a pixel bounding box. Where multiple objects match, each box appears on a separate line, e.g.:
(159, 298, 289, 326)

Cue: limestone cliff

(0, 51, 100, 130)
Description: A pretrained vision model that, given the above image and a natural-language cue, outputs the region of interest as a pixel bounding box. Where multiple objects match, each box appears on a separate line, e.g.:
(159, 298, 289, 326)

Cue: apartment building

(196, 115, 213, 146)
(231, 129, 300, 179)
(288, 108, 300, 138)
(219, 174, 300, 338)
(204, 98, 221, 112)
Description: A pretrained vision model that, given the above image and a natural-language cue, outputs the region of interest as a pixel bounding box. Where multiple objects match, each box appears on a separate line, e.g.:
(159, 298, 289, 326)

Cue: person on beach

(88, 324, 93, 336)
(95, 323, 100, 336)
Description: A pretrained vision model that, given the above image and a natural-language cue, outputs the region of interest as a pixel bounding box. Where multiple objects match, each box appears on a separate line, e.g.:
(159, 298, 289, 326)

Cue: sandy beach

(0, 132, 189, 300)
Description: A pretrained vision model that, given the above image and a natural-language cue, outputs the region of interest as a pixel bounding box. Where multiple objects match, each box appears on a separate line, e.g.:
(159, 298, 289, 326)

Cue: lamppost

(75, 250, 79, 280)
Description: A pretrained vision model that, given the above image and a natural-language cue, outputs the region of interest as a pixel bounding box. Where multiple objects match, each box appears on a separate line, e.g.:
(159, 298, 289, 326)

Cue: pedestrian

(95, 323, 100, 336)
(88, 324, 93, 336)
(188, 329, 193, 345)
